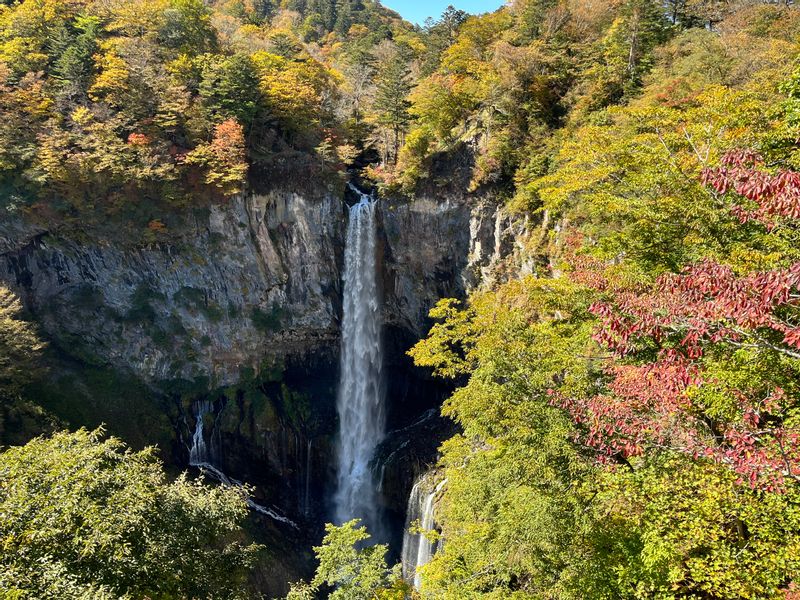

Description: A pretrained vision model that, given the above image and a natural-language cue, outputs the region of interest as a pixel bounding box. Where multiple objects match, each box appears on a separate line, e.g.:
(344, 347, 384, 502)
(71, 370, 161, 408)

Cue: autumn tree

(184, 118, 248, 195)
(408, 10, 800, 596)
(560, 151, 800, 487)
(253, 50, 332, 137)
(158, 0, 218, 54)
(580, 0, 670, 110)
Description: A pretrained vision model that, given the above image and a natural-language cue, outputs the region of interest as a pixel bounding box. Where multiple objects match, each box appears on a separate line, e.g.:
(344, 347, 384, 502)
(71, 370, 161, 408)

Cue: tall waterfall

(333, 188, 384, 532)
(402, 475, 446, 588)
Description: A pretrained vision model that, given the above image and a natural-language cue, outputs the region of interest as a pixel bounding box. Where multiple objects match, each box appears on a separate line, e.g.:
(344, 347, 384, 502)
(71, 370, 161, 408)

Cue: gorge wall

(0, 180, 532, 588)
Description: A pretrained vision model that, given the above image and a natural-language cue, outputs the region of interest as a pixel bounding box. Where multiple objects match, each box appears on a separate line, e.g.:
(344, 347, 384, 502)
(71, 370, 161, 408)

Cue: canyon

(0, 175, 533, 592)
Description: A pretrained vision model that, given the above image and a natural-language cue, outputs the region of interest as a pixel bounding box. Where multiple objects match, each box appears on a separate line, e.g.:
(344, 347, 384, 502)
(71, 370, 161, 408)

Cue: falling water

(402, 475, 446, 588)
(333, 187, 384, 532)
(189, 399, 214, 466)
(304, 439, 312, 517)
(188, 399, 298, 529)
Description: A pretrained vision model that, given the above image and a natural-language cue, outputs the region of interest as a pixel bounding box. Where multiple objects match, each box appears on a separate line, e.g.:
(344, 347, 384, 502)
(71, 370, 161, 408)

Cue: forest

(1, 0, 800, 598)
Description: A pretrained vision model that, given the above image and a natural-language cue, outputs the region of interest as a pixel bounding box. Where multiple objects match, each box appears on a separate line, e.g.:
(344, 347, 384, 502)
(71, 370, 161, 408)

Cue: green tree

(420, 6, 468, 75)
(52, 14, 101, 100)
(0, 428, 262, 599)
(409, 281, 610, 598)
(267, 30, 302, 58)
(308, 0, 336, 31)
(334, 0, 352, 36)
(515, 0, 560, 42)
(0, 286, 52, 446)
(406, 12, 800, 597)
(159, 0, 218, 54)
(0, 286, 42, 395)
(373, 54, 411, 164)
(197, 52, 262, 129)
(286, 519, 405, 600)
(581, 0, 671, 109)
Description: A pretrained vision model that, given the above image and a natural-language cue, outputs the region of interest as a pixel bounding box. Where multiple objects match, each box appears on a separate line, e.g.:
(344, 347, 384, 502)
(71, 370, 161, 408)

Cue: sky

(381, 0, 506, 25)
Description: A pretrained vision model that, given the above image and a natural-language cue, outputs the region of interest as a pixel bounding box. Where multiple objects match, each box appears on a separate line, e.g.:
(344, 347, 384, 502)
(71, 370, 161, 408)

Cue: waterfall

(192, 460, 299, 529)
(189, 399, 214, 466)
(187, 399, 298, 529)
(304, 439, 312, 517)
(333, 187, 384, 533)
(402, 475, 446, 588)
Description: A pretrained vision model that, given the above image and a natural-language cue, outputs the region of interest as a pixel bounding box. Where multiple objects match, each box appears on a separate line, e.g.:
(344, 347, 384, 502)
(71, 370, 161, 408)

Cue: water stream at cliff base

(188, 400, 298, 529)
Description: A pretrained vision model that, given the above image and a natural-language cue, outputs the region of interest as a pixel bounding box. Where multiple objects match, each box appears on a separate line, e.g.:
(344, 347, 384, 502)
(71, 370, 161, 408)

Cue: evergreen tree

(309, 0, 336, 31)
(52, 15, 100, 99)
(334, 0, 352, 36)
(323, 0, 337, 32)
(421, 5, 468, 75)
(197, 53, 262, 129)
(373, 54, 411, 163)
(516, 0, 560, 41)
(284, 0, 307, 13)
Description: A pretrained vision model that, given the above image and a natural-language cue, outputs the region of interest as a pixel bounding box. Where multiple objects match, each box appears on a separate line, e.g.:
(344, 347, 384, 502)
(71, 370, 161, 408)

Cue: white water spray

(402, 475, 446, 588)
(304, 439, 312, 517)
(334, 187, 384, 531)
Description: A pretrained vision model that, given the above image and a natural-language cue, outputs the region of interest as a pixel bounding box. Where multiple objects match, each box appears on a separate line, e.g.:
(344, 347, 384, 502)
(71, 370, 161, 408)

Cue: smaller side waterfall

(189, 399, 214, 466)
(304, 440, 312, 517)
(401, 475, 446, 588)
(187, 399, 298, 529)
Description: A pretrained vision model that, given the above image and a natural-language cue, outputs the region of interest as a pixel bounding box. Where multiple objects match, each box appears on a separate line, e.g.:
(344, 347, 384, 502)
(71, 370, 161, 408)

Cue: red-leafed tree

(184, 118, 248, 196)
(556, 150, 800, 491)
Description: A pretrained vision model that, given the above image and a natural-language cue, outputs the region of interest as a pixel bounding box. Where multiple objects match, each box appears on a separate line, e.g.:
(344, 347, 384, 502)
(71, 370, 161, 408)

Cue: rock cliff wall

(0, 187, 524, 385)
(0, 183, 530, 553)
(0, 190, 343, 387)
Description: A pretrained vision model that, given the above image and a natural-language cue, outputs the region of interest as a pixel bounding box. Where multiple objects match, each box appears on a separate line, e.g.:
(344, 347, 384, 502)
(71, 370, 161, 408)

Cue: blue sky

(381, 0, 506, 25)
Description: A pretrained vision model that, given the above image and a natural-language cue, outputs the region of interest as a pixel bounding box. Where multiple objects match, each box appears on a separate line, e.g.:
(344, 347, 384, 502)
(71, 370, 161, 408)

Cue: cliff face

(381, 191, 532, 337)
(0, 182, 528, 569)
(0, 185, 522, 392)
(0, 190, 343, 387)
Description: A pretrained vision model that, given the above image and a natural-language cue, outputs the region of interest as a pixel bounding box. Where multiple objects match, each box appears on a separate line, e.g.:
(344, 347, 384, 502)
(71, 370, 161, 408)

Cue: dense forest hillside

(0, 0, 419, 237)
(2, 0, 800, 598)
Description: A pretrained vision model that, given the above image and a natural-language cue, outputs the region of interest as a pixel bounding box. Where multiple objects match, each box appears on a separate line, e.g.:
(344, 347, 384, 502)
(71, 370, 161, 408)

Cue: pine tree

(309, 0, 336, 31)
(373, 55, 411, 163)
(516, 0, 560, 41)
(52, 15, 101, 100)
(334, 0, 352, 36)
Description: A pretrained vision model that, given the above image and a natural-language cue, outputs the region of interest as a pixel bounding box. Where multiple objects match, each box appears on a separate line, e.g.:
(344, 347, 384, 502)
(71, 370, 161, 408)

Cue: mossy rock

(24, 357, 173, 452)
